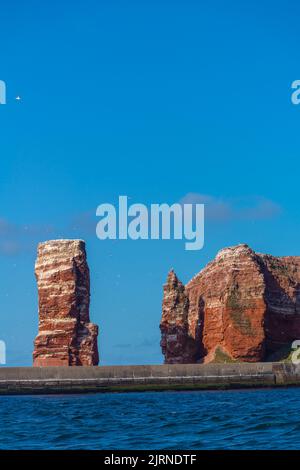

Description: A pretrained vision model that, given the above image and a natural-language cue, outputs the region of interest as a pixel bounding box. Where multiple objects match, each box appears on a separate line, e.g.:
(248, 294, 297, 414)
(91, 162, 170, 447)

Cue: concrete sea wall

(0, 363, 299, 395)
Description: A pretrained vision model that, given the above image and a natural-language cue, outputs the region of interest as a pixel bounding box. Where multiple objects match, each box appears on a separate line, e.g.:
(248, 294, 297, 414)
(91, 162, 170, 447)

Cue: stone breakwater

(0, 364, 299, 395)
(160, 244, 300, 364)
(33, 240, 99, 366)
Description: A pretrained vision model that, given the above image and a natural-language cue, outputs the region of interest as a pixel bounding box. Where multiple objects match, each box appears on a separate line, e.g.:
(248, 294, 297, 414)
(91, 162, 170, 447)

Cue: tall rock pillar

(33, 239, 99, 366)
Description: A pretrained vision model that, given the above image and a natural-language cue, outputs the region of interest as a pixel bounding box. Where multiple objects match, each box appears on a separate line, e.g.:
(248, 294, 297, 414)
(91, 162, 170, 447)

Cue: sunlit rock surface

(33, 240, 99, 366)
(160, 244, 300, 363)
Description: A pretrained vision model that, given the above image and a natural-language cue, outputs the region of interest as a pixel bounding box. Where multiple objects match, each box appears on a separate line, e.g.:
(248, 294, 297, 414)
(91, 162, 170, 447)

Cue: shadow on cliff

(194, 296, 206, 363)
(258, 259, 300, 359)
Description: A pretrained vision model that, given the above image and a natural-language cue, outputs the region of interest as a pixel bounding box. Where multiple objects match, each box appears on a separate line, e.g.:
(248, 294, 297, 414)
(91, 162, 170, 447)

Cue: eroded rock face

(33, 240, 99, 366)
(160, 244, 300, 363)
(160, 270, 194, 364)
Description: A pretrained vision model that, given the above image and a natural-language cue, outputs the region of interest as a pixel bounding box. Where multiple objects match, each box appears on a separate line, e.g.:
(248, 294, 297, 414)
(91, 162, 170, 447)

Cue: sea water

(0, 388, 300, 449)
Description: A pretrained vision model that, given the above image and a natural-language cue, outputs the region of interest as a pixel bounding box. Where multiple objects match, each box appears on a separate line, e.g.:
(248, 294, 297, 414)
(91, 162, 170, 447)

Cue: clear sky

(1, 0, 300, 366)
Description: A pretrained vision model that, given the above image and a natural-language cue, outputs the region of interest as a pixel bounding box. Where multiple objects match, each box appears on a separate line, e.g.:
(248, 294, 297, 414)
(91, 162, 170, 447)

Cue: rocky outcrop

(33, 240, 99, 366)
(160, 244, 300, 363)
(160, 270, 194, 364)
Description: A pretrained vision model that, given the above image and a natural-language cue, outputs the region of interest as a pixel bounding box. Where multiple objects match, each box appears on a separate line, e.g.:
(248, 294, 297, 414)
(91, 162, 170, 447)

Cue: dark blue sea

(1, 388, 300, 449)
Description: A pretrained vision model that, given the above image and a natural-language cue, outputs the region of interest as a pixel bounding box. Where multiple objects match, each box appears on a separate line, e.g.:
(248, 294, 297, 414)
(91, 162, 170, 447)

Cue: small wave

(2, 389, 300, 449)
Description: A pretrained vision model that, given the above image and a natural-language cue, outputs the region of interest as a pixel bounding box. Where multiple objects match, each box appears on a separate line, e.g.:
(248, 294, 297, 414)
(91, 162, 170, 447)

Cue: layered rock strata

(160, 244, 300, 363)
(33, 240, 99, 366)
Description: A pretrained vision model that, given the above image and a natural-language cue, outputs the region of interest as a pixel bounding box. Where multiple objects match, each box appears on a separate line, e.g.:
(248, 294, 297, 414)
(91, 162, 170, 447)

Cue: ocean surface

(1, 388, 300, 449)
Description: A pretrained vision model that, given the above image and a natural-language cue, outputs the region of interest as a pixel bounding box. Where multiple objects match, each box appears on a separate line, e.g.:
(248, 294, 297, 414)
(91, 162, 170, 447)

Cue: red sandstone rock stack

(160, 244, 300, 363)
(33, 240, 99, 366)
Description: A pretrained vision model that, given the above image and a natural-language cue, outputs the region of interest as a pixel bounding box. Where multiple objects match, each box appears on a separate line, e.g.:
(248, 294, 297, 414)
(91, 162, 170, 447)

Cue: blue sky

(1, 0, 300, 366)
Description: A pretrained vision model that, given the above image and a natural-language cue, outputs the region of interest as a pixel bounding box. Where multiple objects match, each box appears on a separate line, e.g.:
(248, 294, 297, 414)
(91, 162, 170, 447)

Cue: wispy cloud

(179, 193, 281, 222)
(114, 337, 158, 350)
(0, 218, 55, 257)
(0, 240, 22, 256)
(0, 193, 281, 257)
(69, 210, 96, 235)
(0, 218, 17, 236)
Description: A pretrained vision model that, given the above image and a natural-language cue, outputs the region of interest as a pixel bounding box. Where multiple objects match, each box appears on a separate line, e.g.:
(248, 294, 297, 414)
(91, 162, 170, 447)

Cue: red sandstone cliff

(160, 244, 300, 363)
(33, 239, 99, 366)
